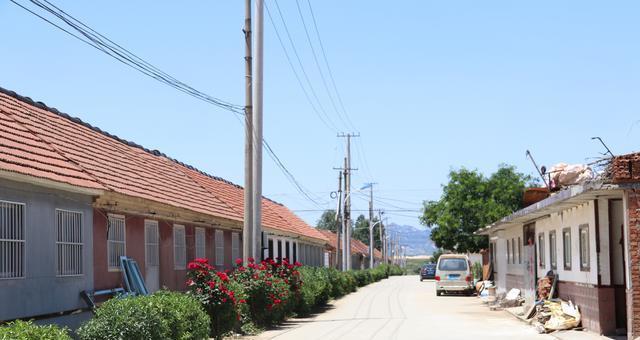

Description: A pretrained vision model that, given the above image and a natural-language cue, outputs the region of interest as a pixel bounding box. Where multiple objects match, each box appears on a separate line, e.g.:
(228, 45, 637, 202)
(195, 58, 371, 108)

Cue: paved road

(252, 275, 552, 340)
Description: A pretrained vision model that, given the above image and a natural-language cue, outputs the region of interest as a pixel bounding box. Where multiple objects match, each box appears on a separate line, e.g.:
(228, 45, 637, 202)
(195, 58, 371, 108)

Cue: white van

(435, 254, 474, 296)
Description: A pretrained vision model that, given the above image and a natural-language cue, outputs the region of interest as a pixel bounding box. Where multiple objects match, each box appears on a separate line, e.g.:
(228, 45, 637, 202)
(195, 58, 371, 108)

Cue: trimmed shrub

(297, 267, 332, 314)
(0, 320, 71, 340)
(77, 291, 209, 340)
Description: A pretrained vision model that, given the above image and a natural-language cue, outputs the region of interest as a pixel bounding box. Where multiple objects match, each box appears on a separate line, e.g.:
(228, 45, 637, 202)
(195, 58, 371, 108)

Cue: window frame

(538, 232, 545, 268)
(549, 230, 557, 270)
(55, 209, 84, 277)
(579, 224, 590, 271)
(0, 200, 26, 280)
(215, 230, 224, 266)
(562, 227, 572, 271)
(107, 214, 126, 272)
(173, 224, 186, 270)
(231, 232, 240, 263)
(517, 237, 522, 264)
(195, 227, 206, 260)
(507, 239, 511, 264)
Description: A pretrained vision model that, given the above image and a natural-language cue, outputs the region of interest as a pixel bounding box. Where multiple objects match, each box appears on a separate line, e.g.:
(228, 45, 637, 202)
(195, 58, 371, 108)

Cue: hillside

(386, 223, 436, 256)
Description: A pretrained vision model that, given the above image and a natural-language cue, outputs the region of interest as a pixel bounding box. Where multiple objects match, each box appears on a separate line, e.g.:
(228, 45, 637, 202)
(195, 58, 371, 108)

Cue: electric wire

(11, 0, 244, 115)
(13, 0, 326, 209)
(264, 0, 339, 132)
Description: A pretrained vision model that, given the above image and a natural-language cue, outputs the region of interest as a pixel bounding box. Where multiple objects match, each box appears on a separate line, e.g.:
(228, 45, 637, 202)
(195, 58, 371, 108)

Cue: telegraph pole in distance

(366, 182, 377, 269)
(252, 0, 264, 261)
(334, 170, 342, 269)
(243, 0, 254, 263)
(338, 133, 358, 270)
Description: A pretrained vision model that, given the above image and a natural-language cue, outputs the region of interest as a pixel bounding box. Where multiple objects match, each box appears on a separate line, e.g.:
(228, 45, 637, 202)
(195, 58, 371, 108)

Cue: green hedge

(0, 320, 71, 340)
(77, 291, 209, 340)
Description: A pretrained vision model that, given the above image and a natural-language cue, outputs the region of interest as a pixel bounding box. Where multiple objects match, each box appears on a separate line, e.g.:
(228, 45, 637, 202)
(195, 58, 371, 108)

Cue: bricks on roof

(317, 229, 380, 257)
(0, 86, 325, 242)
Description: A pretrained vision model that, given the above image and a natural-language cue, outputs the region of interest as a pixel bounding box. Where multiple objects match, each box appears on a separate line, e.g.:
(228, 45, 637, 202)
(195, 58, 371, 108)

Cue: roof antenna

(526, 150, 549, 189)
(591, 137, 614, 158)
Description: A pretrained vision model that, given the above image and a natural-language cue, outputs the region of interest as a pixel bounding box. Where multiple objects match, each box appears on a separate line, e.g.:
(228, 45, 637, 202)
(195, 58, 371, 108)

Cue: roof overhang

(0, 169, 104, 196)
(476, 180, 628, 236)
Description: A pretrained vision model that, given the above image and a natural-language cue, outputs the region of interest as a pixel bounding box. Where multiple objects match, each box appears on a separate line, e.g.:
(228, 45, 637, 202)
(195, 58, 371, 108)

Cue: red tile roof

(317, 230, 379, 258)
(0, 87, 325, 242)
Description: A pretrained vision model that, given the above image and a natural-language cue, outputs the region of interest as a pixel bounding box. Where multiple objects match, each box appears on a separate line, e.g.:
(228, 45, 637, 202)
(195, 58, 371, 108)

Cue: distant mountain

(386, 223, 436, 256)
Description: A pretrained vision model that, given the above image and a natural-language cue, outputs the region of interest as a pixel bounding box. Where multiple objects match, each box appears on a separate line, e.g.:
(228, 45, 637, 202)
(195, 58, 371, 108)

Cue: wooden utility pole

(242, 0, 254, 263)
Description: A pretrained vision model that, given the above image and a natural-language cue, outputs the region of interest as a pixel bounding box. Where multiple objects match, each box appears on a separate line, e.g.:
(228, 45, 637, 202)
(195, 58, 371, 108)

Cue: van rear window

(438, 258, 467, 271)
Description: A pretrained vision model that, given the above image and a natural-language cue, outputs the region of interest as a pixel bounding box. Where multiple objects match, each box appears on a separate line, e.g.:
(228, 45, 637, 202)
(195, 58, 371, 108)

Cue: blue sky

(1, 1, 639, 228)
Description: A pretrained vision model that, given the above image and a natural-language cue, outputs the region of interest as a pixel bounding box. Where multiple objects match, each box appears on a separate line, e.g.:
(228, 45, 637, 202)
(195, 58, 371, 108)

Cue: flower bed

(184, 258, 404, 338)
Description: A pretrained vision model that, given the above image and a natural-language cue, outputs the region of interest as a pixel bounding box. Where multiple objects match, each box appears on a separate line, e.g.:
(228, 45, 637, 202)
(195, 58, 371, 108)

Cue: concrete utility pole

(367, 183, 377, 269)
(338, 133, 358, 270)
(378, 210, 384, 265)
(252, 0, 264, 261)
(342, 157, 349, 271)
(335, 170, 343, 269)
(242, 0, 254, 263)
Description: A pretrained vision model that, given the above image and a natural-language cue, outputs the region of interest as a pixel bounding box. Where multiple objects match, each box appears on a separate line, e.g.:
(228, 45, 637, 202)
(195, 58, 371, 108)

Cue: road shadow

(261, 304, 337, 331)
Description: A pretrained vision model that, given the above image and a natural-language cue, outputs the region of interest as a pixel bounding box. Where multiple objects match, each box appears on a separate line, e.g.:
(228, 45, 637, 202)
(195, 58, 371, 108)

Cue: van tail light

(435, 275, 440, 281)
(465, 275, 472, 282)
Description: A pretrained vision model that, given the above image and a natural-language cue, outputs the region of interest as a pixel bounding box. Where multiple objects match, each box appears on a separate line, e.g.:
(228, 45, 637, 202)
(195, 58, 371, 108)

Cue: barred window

(215, 230, 224, 266)
(173, 225, 186, 270)
(538, 233, 545, 267)
(563, 228, 572, 270)
(0, 201, 25, 279)
(549, 231, 557, 269)
(579, 224, 590, 271)
(107, 215, 125, 271)
(231, 232, 240, 263)
(518, 237, 522, 264)
(56, 210, 83, 276)
(195, 227, 206, 259)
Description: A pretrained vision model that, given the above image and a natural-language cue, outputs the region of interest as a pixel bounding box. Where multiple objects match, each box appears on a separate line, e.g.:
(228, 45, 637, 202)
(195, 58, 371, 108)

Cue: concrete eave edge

(0, 169, 104, 196)
(475, 180, 623, 236)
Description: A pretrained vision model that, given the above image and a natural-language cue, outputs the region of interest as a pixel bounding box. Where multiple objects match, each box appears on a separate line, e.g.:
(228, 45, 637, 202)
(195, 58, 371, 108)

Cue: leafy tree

(421, 164, 533, 253)
(352, 214, 383, 250)
(316, 209, 339, 232)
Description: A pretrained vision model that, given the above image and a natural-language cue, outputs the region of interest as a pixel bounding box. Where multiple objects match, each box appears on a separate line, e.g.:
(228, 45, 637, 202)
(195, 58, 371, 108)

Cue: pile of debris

(533, 300, 581, 333)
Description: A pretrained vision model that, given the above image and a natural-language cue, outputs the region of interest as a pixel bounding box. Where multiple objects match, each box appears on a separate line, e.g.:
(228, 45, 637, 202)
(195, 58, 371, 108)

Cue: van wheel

(436, 290, 442, 296)
(420, 278, 423, 282)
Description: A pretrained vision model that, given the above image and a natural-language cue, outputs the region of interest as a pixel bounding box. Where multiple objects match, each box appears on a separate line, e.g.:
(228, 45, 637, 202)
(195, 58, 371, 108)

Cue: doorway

(145, 220, 160, 293)
(609, 199, 627, 334)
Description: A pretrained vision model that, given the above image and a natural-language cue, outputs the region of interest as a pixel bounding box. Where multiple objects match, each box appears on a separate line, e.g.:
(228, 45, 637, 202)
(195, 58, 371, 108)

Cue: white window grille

(231, 232, 240, 262)
(56, 209, 83, 276)
(195, 227, 206, 259)
(215, 230, 224, 266)
(0, 201, 25, 279)
(549, 230, 557, 269)
(579, 224, 590, 271)
(107, 215, 126, 271)
(563, 228, 572, 270)
(145, 220, 160, 267)
(174, 225, 186, 270)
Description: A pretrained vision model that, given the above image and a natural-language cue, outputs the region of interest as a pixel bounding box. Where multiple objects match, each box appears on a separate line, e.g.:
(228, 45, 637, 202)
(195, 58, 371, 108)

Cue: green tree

(316, 209, 339, 232)
(352, 214, 383, 250)
(421, 164, 533, 253)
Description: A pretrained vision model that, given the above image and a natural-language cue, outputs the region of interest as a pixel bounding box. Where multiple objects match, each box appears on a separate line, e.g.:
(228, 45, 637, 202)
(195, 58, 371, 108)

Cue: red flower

(208, 280, 216, 289)
(274, 298, 282, 305)
(194, 257, 209, 264)
(239, 299, 246, 304)
(238, 266, 246, 272)
(248, 257, 255, 263)
(235, 258, 243, 265)
(217, 272, 229, 282)
(185, 279, 195, 286)
(294, 261, 302, 267)
(187, 262, 199, 270)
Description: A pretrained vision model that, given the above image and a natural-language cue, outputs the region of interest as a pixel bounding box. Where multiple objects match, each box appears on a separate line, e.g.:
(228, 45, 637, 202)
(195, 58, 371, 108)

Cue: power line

(11, 0, 244, 115)
(14, 0, 327, 209)
(297, 0, 356, 132)
(264, 0, 339, 132)
(267, 0, 341, 132)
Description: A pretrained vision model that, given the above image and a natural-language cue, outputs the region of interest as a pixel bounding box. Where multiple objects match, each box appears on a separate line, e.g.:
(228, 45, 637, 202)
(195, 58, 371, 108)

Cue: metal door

(145, 220, 160, 293)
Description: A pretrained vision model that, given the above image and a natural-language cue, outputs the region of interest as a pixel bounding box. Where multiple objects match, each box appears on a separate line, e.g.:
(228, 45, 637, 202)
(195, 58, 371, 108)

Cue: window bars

(0, 201, 25, 279)
(56, 209, 83, 276)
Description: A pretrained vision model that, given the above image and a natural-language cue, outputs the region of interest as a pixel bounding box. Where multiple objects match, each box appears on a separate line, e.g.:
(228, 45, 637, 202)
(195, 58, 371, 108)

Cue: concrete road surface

(251, 275, 552, 340)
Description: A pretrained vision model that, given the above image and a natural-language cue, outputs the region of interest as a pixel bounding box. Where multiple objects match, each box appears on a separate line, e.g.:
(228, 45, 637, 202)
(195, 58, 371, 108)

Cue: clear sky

(1, 1, 639, 228)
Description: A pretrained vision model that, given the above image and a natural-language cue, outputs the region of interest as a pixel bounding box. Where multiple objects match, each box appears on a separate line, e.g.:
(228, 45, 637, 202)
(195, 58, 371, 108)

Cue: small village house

(478, 153, 640, 338)
(0, 87, 327, 321)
